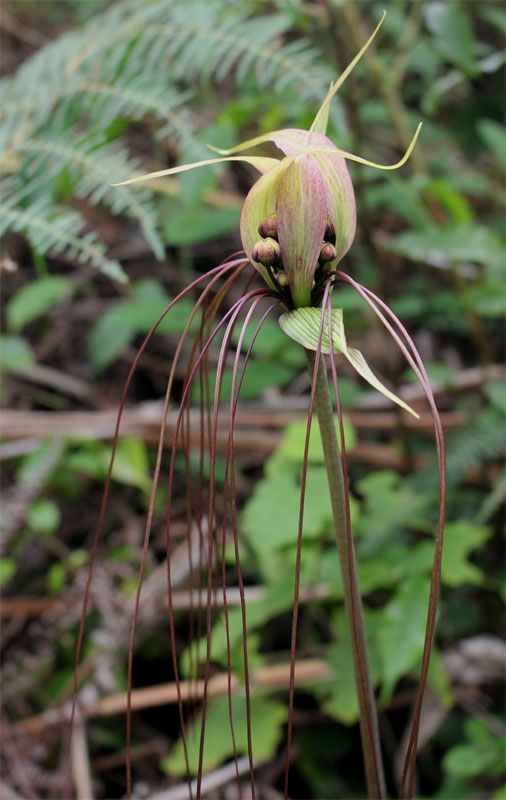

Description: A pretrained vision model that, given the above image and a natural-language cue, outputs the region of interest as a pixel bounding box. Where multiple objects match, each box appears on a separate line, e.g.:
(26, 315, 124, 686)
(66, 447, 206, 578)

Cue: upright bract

(239, 130, 356, 307)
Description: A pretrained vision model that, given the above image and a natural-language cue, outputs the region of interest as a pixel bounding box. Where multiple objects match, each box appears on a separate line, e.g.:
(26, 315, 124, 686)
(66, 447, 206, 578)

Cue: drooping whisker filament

(72, 256, 260, 796)
(73, 8, 448, 798)
(219, 297, 281, 798)
(159, 285, 277, 796)
(333, 271, 446, 799)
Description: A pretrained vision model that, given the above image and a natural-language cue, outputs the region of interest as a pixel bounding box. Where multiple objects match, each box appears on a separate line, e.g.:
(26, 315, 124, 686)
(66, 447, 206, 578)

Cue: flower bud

(240, 130, 356, 307)
(258, 215, 278, 239)
(319, 242, 338, 263)
(252, 237, 281, 267)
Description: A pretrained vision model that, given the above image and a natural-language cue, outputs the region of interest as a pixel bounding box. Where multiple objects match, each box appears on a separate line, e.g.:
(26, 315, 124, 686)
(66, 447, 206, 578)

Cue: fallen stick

(14, 658, 332, 737)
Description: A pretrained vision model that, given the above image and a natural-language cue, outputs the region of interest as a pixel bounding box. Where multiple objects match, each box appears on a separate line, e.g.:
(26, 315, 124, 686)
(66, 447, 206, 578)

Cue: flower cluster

(239, 129, 356, 308)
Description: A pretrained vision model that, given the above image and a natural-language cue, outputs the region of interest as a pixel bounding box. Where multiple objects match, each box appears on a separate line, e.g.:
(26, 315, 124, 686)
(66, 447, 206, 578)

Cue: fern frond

(446, 408, 505, 487)
(15, 136, 165, 259)
(477, 468, 506, 523)
(114, 14, 335, 103)
(1, 1, 343, 153)
(0, 28, 85, 149)
(0, 196, 126, 283)
(0, 0, 348, 278)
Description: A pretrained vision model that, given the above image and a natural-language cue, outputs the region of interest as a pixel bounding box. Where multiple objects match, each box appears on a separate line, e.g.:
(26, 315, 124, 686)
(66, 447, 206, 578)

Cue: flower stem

(305, 349, 386, 799)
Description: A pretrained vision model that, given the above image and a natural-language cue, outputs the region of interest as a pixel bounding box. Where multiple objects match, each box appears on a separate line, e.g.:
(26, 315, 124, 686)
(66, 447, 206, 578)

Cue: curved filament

(205, 294, 270, 799)
(283, 281, 335, 798)
(308, 10, 386, 136)
(225, 299, 281, 795)
(163, 288, 274, 796)
(335, 272, 446, 799)
(71, 258, 249, 797)
(125, 259, 252, 796)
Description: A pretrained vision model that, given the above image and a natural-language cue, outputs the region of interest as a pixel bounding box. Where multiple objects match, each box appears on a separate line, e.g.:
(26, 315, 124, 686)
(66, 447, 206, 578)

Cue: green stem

(305, 349, 386, 799)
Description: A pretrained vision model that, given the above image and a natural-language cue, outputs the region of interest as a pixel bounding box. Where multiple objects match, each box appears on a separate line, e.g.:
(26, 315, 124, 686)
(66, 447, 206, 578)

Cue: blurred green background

(1, 1, 504, 798)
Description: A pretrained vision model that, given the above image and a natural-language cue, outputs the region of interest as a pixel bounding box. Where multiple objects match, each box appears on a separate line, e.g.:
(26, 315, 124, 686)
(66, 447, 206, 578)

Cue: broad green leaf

(402, 361, 455, 390)
(67, 438, 150, 491)
(427, 647, 454, 709)
(181, 575, 292, 674)
(27, 499, 61, 535)
(483, 379, 506, 412)
(46, 562, 66, 594)
(106, 437, 151, 492)
(480, 5, 506, 35)
(355, 545, 419, 594)
(162, 199, 240, 246)
(68, 549, 88, 569)
(365, 173, 432, 228)
(376, 575, 430, 701)
(461, 282, 506, 318)
(0, 335, 35, 372)
(6, 276, 73, 332)
(0, 558, 16, 584)
(279, 307, 419, 417)
(322, 636, 361, 725)
(243, 466, 333, 554)
(216, 359, 296, 402)
(424, 2, 478, 76)
(162, 693, 286, 776)
(16, 439, 64, 483)
(276, 416, 356, 464)
(355, 470, 431, 545)
(422, 179, 472, 224)
(443, 718, 506, 779)
(441, 520, 492, 586)
(390, 225, 505, 274)
(181, 540, 355, 678)
(477, 469, 506, 525)
(319, 609, 381, 724)
(89, 280, 197, 371)
(106, 545, 138, 563)
(478, 119, 506, 173)
(88, 306, 135, 372)
(180, 553, 319, 674)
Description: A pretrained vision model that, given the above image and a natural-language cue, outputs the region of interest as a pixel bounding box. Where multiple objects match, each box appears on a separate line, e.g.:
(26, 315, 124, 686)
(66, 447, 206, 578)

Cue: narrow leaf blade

(279, 307, 419, 417)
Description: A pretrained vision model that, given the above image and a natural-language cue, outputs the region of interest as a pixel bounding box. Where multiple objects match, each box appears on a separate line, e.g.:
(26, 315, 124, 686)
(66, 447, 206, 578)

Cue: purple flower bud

(251, 237, 281, 267)
(258, 216, 278, 239)
(319, 242, 338, 263)
(240, 130, 356, 308)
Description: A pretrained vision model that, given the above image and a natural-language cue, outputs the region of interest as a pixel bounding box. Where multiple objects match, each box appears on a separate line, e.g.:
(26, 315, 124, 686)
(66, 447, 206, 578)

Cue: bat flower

(116, 12, 420, 313)
(101, 16, 445, 800)
(115, 12, 421, 415)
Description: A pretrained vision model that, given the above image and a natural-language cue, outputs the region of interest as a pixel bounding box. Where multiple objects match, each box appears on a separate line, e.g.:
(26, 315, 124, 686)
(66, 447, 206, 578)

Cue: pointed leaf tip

(279, 307, 420, 418)
(310, 10, 387, 134)
(111, 156, 281, 187)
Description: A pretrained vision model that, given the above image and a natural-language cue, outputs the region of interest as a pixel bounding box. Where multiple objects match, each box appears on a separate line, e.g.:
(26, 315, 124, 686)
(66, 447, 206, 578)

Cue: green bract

(279, 307, 420, 418)
(114, 10, 421, 310)
(113, 11, 423, 411)
(238, 132, 356, 308)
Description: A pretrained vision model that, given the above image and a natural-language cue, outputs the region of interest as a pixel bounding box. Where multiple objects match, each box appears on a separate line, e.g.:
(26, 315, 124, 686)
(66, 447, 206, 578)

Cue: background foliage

(1, 1, 504, 799)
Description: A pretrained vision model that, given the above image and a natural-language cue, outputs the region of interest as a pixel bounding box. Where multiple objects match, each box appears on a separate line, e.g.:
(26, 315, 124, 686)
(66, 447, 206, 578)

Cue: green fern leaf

(0, 197, 126, 283)
(16, 136, 165, 259)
